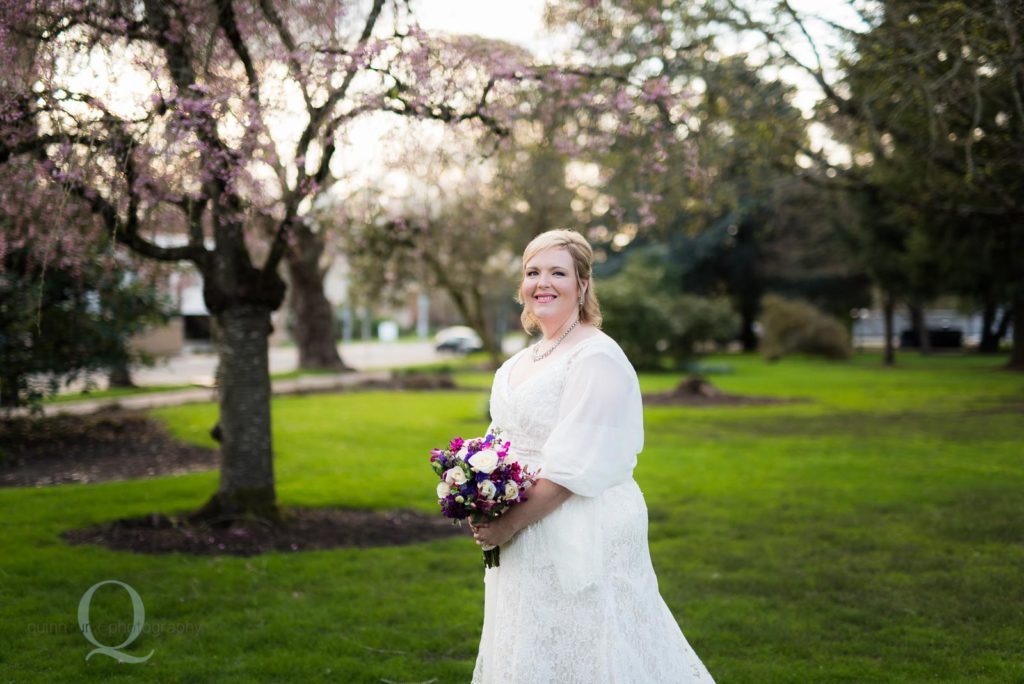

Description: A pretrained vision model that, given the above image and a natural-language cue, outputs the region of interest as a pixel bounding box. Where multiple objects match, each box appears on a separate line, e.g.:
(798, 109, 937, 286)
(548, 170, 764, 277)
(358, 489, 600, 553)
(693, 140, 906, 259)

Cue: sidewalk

(10, 370, 394, 419)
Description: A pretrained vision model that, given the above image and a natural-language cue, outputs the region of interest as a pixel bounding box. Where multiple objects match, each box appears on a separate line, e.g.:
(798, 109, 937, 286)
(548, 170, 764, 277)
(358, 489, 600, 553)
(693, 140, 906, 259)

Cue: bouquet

(429, 429, 537, 568)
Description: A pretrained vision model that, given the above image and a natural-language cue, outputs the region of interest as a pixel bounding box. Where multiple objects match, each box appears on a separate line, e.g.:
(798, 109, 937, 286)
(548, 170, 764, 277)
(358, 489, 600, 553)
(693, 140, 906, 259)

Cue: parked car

(435, 326, 484, 354)
(899, 328, 964, 349)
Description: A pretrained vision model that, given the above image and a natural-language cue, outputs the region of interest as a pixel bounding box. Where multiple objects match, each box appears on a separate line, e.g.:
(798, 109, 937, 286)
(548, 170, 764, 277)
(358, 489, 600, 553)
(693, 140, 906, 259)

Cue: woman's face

(520, 247, 585, 325)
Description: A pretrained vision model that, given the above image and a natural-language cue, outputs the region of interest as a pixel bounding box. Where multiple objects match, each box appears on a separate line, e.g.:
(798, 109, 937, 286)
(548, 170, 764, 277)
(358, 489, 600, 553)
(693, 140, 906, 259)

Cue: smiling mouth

(534, 294, 556, 302)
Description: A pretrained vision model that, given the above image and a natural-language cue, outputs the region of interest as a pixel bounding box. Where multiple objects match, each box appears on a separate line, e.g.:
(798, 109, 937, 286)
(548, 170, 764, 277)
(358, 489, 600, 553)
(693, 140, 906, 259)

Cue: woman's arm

(471, 478, 573, 547)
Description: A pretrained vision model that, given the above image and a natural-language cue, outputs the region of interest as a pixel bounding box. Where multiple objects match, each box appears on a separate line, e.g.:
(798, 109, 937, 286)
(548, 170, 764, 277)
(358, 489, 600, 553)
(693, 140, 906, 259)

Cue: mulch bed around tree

(61, 507, 467, 556)
(0, 410, 218, 487)
(1, 409, 468, 555)
(643, 375, 808, 407)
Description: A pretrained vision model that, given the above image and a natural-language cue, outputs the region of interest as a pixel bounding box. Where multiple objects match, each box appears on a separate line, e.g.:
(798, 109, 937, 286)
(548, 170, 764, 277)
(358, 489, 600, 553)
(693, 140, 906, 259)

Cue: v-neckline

(505, 334, 604, 394)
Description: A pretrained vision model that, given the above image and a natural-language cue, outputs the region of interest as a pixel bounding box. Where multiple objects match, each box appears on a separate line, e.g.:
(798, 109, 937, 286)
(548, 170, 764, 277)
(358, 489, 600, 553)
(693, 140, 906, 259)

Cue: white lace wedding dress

(471, 331, 714, 683)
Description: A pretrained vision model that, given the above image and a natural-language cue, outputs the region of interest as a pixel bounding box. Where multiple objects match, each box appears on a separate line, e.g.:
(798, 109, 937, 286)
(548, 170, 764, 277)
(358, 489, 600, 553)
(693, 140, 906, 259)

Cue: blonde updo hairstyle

(516, 229, 602, 335)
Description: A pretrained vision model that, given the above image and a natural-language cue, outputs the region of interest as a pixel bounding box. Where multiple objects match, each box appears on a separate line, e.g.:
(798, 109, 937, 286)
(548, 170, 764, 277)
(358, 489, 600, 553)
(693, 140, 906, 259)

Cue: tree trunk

(0, 374, 20, 408)
(991, 306, 1013, 352)
(731, 215, 763, 353)
(192, 306, 280, 523)
(909, 303, 931, 355)
(460, 288, 499, 370)
(477, 325, 501, 368)
(108, 358, 136, 388)
(1009, 290, 1024, 371)
(422, 253, 502, 369)
(286, 226, 350, 372)
(979, 300, 999, 353)
(440, 286, 500, 369)
(477, 319, 503, 369)
(737, 296, 759, 352)
(468, 290, 502, 369)
(882, 291, 896, 366)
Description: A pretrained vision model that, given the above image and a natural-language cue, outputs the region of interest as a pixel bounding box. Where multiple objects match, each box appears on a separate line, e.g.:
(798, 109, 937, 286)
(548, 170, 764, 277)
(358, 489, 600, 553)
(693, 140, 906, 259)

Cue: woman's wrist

(501, 509, 522, 536)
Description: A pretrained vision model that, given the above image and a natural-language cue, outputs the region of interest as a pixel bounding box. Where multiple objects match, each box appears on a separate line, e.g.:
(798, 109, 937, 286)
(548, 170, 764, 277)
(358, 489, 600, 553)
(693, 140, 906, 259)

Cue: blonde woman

(469, 229, 714, 683)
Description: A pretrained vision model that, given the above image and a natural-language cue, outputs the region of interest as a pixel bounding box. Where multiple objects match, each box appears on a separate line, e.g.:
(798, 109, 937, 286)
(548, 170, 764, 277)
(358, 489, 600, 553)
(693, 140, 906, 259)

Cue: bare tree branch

(32, 150, 203, 264)
(256, 0, 313, 112)
(214, 0, 261, 102)
(263, 0, 387, 276)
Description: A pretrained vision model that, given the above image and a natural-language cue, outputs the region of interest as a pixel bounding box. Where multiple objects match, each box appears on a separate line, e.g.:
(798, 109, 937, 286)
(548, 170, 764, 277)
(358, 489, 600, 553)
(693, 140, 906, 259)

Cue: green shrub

(759, 294, 851, 361)
(667, 295, 740, 359)
(596, 268, 674, 370)
(597, 265, 739, 370)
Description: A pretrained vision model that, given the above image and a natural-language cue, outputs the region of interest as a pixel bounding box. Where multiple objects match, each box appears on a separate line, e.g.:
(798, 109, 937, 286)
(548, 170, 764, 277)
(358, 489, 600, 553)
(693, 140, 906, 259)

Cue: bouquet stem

(482, 545, 500, 569)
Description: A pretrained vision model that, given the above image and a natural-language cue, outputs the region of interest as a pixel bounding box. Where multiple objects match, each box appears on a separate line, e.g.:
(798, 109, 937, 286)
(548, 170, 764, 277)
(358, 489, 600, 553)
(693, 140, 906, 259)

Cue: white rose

(455, 446, 470, 461)
(436, 481, 451, 498)
(444, 467, 468, 485)
(468, 449, 499, 474)
(479, 480, 497, 500)
(504, 481, 519, 500)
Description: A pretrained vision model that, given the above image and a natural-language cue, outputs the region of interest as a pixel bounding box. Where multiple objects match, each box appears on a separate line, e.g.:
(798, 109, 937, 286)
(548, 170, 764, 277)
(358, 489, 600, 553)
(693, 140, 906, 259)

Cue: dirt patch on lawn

(643, 376, 808, 407)
(61, 507, 467, 556)
(0, 410, 218, 487)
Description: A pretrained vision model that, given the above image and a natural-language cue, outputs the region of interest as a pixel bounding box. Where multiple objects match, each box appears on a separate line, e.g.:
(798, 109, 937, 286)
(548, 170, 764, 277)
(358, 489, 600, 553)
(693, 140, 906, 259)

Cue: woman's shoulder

(564, 330, 640, 395)
(566, 329, 632, 367)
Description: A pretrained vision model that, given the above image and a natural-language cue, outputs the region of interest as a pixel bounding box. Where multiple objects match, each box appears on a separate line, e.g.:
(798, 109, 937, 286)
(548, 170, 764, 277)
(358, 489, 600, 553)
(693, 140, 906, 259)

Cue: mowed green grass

(0, 353, 1022, 683)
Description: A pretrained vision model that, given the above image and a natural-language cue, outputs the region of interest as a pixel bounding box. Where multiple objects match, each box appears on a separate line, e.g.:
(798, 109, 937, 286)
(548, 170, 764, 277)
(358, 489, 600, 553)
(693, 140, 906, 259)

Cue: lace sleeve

(538, 343, 643, 497)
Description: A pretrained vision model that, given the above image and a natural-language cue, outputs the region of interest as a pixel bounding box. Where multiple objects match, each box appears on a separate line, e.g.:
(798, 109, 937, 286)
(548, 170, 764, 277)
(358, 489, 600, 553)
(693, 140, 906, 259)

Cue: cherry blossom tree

(0, 0, 544, 521)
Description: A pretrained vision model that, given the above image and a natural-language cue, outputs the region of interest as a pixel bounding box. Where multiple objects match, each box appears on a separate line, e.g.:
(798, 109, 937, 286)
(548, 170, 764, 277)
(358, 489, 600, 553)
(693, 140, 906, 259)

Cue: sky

(414, 0, 553, 53)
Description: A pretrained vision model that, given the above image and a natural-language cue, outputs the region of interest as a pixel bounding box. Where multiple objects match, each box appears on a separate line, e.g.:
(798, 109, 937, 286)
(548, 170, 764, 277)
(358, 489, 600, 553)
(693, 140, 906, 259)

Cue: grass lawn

(41, 384, 194, 404)
(1, 352, 1022, 682)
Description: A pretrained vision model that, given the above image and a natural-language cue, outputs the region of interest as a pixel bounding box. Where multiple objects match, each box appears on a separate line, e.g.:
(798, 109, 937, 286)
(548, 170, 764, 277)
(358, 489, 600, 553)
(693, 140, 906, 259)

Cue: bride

(469, 229, 714, 683)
